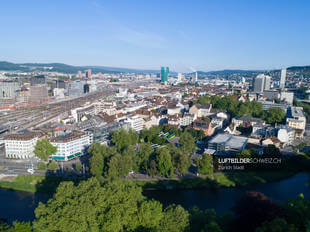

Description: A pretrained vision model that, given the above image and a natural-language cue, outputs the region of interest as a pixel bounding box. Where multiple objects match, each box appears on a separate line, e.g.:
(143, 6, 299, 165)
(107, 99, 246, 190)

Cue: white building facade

(50, 131, 92, 161)
(4, 133, 39, 159)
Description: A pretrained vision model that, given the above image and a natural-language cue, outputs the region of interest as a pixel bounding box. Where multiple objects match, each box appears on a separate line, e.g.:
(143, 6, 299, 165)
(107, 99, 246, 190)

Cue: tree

(37, 162, 47, 170)
(147, 159, 158, 177)
(236, 149, 252, 158)
(197, 154, 213, 175)
(264, 107, 286, 124)
(48, 161, 58, 172)
(292, 142, 306, 152)
(89, 149, 104, 179)
(180, 132, 196, 154)
(137, 143, 153, 171)
(233, 191, 286, 232)
(256, 218, 298, 232)
(107, 154, 133, 179)
(285, 193, 310, 231)
(202, 221, 222, 232)
(75, 163, 82, 172)
(159, 204, 190, 232)
(88, 143, 116, 179)
(112, 129, 138, 152)
(33, 178, 188, 232)
(33, 139, 57, 161)
(170, 144, 191, 175)
(156, 148, 173, 177)
(12, 221, 32, 232)
(263, 145, 281, 158)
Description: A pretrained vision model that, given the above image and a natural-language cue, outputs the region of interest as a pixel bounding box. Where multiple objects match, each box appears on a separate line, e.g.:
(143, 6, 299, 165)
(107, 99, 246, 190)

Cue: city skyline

(1, 0, 310, 72)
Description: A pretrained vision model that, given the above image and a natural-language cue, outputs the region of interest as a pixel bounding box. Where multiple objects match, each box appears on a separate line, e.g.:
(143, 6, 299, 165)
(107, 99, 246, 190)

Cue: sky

(0, 0, 310, 72)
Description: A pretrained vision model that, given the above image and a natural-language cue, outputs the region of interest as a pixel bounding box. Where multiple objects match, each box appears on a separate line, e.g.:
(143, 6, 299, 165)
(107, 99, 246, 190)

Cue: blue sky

(0, 0, 309, 72)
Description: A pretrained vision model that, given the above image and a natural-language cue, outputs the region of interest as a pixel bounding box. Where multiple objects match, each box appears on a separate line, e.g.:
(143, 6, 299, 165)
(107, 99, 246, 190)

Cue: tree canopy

(33, 139, 57, 161)
(33, 178, 189, 232)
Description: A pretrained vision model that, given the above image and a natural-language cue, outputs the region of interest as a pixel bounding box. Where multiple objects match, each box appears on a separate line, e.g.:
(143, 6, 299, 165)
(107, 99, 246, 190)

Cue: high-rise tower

(280, 68, 286, 89)
(161, 67, 169, 83)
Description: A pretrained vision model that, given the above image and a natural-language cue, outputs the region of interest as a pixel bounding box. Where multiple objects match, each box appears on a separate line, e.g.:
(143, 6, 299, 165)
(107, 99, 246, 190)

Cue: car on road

(27, 168, 35, 175)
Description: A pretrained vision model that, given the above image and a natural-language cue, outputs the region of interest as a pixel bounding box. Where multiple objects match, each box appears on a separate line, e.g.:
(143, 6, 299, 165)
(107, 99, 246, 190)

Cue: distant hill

(287, 65, 310, 72)
(0, 61, 160, 74)
(195, 69, 264, 75)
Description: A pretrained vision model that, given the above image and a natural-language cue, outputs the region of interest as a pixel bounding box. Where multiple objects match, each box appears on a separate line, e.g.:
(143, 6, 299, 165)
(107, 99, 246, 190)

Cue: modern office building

(29, 85, 48, 103)
(161, 67, 169, 83)
(208, 133, 248, 155)
(50, 131, 92, 161)
(85, 69, 92, 79)
(0, 81, 20, 99)
(55, 80, 66, 89)
(280, 68, 286, 89)
(71, 105, 95, 122)
(30, 75, 46, 86)
(68, 80, 84, 97)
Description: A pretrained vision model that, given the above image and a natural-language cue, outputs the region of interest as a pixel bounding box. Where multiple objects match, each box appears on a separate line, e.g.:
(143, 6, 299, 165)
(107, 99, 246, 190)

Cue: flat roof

(209, 133, 248, 150)
(209, 133, 232, 144)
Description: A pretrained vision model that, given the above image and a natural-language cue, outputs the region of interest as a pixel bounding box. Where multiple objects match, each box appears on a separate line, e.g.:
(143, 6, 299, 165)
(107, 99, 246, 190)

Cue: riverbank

(135, 169, 301, 190)
(0, 155, 307, 193)
(0, 169, 303, 194)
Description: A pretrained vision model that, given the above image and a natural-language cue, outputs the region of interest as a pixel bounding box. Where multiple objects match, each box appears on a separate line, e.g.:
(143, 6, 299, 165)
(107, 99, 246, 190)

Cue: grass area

(0, 176, 44, 192)
(0, 175, 80, 194)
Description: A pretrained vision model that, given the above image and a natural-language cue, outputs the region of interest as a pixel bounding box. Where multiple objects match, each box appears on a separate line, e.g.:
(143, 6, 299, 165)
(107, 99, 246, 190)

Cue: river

(0, 173, 309, 223)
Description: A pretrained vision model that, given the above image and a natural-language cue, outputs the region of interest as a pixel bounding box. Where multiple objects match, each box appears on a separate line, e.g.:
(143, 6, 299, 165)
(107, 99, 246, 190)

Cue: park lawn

(0, 175, 44, 192)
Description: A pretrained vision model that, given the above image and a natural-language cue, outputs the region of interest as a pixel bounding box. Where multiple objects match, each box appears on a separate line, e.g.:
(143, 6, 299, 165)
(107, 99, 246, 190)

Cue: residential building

(4, 132, 40, 159)
(286, 106, 306, 138)
(167, 105, 182, 115)
(189, 104, 212, 117)
(192, 118, 215, 136)
(125, 115, 144, 132)
(180, 113, 196, 127)
(232, 115, 265, 128)
(277, 126, 295, 145)
(252, 123, 267, 137)
(253, 74, 271, 92)
(280, 91, 294, 104)
(50, 131, 92, 161)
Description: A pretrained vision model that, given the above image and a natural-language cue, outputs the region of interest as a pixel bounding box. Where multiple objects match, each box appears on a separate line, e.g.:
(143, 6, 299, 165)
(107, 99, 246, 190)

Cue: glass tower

(161, 67, 169, 82)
